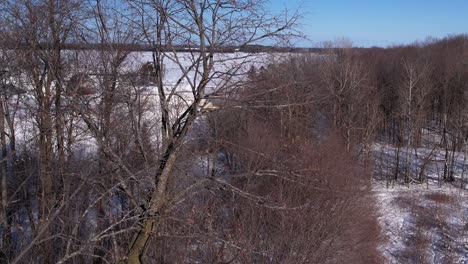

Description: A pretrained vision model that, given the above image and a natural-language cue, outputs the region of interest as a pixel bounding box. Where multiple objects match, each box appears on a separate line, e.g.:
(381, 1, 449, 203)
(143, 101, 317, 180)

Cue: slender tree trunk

(40, 88, 55, 215)
(449, 137, 457, 181)
(4, 103, 16, 162)
(395, 141, 401, 181)
(126, 153, 178, 264)
(462, 142, 467, 189)
(442, 112, 449, 181)
(0, 99, 11, 259)
(36, 64, 55, 263)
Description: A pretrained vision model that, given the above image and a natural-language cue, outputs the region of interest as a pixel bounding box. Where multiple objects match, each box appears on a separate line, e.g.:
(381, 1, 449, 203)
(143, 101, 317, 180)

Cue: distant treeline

(0, 41, 326, 53)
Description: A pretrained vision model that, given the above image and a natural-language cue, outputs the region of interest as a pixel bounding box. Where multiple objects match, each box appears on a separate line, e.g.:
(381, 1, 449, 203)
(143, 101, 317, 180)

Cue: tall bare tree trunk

(462, 142, 467, 189)
(126, 153, 178, 264)
(442, 112, 450, 181)
(0, 99, 11, 259)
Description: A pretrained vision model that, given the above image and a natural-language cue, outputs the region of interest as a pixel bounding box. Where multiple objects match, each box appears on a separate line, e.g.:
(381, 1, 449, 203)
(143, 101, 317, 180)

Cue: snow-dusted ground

(373, 143, 468, 188)
(374, 181, 467, 264)
(373, 143, 468, 263)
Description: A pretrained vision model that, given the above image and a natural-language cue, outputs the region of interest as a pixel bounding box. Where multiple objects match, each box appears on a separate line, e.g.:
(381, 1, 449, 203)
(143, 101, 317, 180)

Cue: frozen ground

(373, 143, 468, 264)
(374, 182, 467, 264)
(373, 143, 468, 189)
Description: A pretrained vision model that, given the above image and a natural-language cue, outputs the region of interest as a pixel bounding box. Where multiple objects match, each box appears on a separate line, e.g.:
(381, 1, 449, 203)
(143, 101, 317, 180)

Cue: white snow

(373, 143, 468, 263)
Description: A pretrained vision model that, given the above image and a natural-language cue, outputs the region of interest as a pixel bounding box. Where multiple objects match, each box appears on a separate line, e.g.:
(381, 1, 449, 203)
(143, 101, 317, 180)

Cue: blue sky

(269, 0, 468, 47)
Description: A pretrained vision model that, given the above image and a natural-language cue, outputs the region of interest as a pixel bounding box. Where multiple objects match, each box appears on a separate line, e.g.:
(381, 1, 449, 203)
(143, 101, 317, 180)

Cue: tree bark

(126, 153, 178, 264)
(0, 98, 11, 258)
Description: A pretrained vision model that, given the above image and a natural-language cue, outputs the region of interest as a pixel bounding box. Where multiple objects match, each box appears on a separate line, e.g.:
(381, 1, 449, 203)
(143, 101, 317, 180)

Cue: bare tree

(319, 39, 372, 151)
(398, 57, 432, 183)
(0, 0, 89, 261)
(54, 1, 300, 263)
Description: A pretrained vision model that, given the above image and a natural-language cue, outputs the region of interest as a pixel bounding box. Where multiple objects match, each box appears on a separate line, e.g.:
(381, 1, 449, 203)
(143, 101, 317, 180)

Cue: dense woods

(0, 0, 467, 263)
(234, 36, 468, 187)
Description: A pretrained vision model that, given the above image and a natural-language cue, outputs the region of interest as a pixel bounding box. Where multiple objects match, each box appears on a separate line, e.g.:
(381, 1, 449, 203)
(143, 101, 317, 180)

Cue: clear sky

(269, 0, 468, 47)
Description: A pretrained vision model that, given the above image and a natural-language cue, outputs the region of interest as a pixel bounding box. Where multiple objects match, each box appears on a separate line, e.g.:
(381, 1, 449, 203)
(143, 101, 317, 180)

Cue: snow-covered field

(125, 52, 291, 91)
(10, 51, 299, 152)
(373, 143, 468, 263)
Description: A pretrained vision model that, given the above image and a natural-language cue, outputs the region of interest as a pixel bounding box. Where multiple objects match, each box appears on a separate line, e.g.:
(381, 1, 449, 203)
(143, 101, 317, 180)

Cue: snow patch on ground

(374, 180, 468, 264)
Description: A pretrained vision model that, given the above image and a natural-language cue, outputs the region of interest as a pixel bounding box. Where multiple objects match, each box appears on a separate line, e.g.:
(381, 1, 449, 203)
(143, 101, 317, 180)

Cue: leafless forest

(0, 0, 467, 263)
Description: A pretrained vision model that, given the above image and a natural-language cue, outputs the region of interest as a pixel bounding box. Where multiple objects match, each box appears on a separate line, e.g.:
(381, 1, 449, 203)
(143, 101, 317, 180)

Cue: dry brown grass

(392, 192, 463, 264)
(425, 193, 455, 204)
